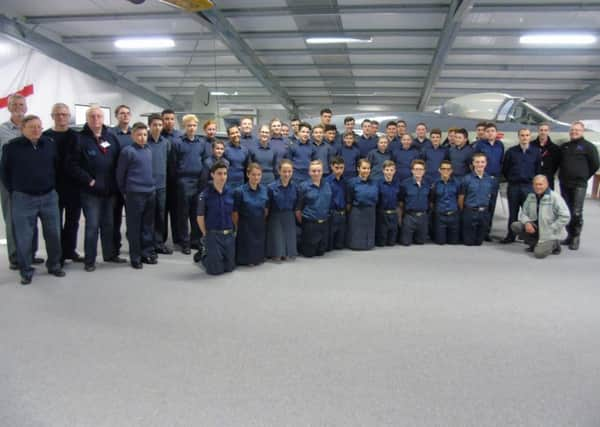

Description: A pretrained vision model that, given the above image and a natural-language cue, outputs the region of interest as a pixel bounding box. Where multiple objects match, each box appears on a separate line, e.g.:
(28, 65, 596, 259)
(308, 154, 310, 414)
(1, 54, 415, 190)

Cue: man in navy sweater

(1, 115, 65, 285)
(117, 122, 156, 269)
(68, 106, 126, 271)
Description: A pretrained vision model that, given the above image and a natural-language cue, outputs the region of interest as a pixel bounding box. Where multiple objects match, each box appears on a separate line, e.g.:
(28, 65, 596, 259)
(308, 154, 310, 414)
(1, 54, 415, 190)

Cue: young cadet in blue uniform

(196, 161, 236, 275)
(249, 124, 278, 185)
(392, 133, 421, 183)
(412, 122, 433, 154)
(459, 153, 497, 246)
(346, 159, 379, 250)
(1, 115, 65, 285)
(146, 114, 173, 255)
(109, 105, 133, 258)
(367, 137, 392, 182)
(266, 159, 298, 260)
(43, 103, 83, 264)
(501, 128, 541, 244)
(324, 124, 342, 153)
(289, 117, 301, 144)
(68, 106, 125, 271)
(431, 160, 461, 245)
(385, 121, 400, 152)
(224, 124, 249, 188)
(398, 159, 431, 246)
(358, 119, 378, 158)
(288, 122, 314, 184)
(240, 117, 258, 149)
(447, 128, 473, 184)
(172, 114, 206, 254)
(203, 140, 230, 185)
(295, 160, 332, 257)
(201, 119, 218, 148)
(376, 160, 401, 246)
(269, 118, 291, 164)
(326, 156, 347, 250)
(312, 124, 337, 177)
(116, 123, 156, 269)
(340, 131, 360, 180)
(233, 163, 269, 266)
(474, 123, 504, 240)
(423, 129, 448, 183)
(161, 109, 183, 246)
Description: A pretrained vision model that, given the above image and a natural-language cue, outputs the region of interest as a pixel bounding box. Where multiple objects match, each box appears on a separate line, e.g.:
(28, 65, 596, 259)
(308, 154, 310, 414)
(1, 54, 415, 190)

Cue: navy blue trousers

(125, 191, 156, 263)
(462, 208, 490, 246)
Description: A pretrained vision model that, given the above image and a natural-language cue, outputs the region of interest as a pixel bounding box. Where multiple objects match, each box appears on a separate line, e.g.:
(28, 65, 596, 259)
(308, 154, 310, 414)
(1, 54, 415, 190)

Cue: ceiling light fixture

(114, 37, 175, 49)
(210, 91, 239, 96)
(519, 33, 597, 46)
(306, 36, 372, 44)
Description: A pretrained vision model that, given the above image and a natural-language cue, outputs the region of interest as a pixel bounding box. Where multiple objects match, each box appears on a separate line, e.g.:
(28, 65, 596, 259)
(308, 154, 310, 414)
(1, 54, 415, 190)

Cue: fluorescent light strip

(519, 33, 597, 45)
(306, 36, 372, 44)
(114, 37, 175, 49)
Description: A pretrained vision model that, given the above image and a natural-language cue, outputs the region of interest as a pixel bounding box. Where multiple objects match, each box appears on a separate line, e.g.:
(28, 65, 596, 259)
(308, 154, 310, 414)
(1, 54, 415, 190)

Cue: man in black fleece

(68, 106, 127, 271)
(558, 121, 600, 250)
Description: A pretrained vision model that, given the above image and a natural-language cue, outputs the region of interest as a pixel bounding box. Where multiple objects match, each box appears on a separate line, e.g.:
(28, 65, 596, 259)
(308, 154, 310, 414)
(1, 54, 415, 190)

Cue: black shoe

(20, 276, 32, 285)
(500, 236, 515, 244)
(84, 263, 96, 272)
(68, 253, 85, 263)
(568, 236, 580, 250)
(181, 247, 191, 255)
(484, 235, 492, 242)
(156, 245, 173, 255)
(552, 244, 562, 255)
(141, 256, 158, 265)
(32, 257, 44, 264)
(193, 251, 202, 263)
(525, 246, 534, 253)
(131, 261, 143, 269)
(9, 262, 18, 271)
(105, 256, 127, 264)
(560, 237, 572, 246)
(49, 269, 66, 277)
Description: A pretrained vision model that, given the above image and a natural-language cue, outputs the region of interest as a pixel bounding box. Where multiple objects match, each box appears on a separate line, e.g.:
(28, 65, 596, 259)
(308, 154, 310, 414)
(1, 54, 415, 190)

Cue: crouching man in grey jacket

(511, 174, 571, 259)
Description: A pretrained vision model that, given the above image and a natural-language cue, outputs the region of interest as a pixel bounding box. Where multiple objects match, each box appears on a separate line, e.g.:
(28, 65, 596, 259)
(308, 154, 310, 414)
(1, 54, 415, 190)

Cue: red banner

(0, 84, 34, 109)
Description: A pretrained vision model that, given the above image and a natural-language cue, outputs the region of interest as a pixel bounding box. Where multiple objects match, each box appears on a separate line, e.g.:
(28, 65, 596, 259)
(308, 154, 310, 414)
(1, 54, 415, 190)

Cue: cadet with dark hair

(249, 124, 278, 185)
(376, 160, 400, 246)
(288, 122, 314, 184)
(224, 124, 249, 188)
(340, 131, 360, 180)
(422, 129, 448, 182)
(346, 159, 379, 250)
(431, 160, 461, 245)
(266, 159, 298, 260)
(196, 161, 236, 275)
(392, 133, 420, 182)
(447, 128, 473, 184)
(233, 163, 269, 266)
(367, 137, 392, 182)
(326, 156, 347, 250)
(358, 119, 377, 158)
(161, 108, 183, 246)
(398, 159, 431, 246)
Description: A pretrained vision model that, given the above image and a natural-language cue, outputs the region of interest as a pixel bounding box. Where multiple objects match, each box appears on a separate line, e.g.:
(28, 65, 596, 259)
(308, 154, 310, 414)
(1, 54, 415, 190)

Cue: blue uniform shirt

(110, 126, 133, 149)
(296, 180, 332, 221)
(347, 177, 379, 207)
(173, 135, 206, 178)
(358, 135, 377, 158)
(460, 172, 496, 208)
(475, 139, 504, 177)
(224, 143, 249, 185)
(240, 132, 258, 149)
(116, 143, 155, 194)
(249, 143, 278, 183)
(502, 145, 541, 185)
(288, 141, 314, 174)
(326, 174, 346, 211)
(267, 180, 298, 212)
(148, 134, 169, 190)
(204, 155, 230, 171)
(367, 149, 392, 182)
(234, 183, 268, 217)
(432, 177, 460, 213)
(197, 184, 234, 230)
(340, 144, 360, 179)
(448, 144, 473, 177)
(1, 135, 57, 194)
(392, 147, 421, 182)
(269, 135, 290, 162)
(423, 146, 448, 181)
(399, 177, 431, 211)
(312, 141, 336, 175)
(377, 178, 401, 211)
(412, 137, 432, 153)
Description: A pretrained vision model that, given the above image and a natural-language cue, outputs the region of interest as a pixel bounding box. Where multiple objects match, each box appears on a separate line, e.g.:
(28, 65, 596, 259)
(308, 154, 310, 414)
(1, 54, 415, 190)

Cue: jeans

(560, 185, 586, 238)
(113, 192, 125, 254)
(125, 191, 156, 263)
(11, 190, 61, 278)
(58, 189, 81, 259)
(1, 180, 38, 264)
(506, 183, 531, 239)
(153, 187, 167, 248)
(80, 192, 116, 264)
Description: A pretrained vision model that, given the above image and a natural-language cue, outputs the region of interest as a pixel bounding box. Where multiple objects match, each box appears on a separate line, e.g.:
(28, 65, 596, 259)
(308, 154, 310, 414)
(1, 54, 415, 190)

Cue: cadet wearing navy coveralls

(346, 159, 379, 250)
(288, 123, 314, 184)
(447, 129, 473, 184)
(249, 127, 278, 185)
(224, 125, 250, 188)
(326, 157, 347, 250)
(431, 161, 461, 245)
(376, 172, 400, 247)
(392, 135, 421, 182)
(196, 161, 236, 275)
(340, 133, 360, 180)
(398, 160, 431, 246)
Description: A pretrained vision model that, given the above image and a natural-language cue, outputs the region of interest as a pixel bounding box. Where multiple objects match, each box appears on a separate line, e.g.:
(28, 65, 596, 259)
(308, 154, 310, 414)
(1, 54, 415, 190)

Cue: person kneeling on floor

(510, 175, 570, 259)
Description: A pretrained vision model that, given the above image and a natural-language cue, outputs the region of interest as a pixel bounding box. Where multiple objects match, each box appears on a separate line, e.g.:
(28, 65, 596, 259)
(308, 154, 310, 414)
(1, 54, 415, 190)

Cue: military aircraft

(321, 92, 600, 147)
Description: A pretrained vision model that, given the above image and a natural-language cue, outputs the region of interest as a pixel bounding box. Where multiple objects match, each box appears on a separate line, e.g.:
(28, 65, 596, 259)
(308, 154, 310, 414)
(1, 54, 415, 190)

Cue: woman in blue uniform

(224, 125, 249, 188)
(233, 163, 269, 266)
(249, 125, 278, 185)
(346, 158, 379, 250)
(266, 159, 298, 260)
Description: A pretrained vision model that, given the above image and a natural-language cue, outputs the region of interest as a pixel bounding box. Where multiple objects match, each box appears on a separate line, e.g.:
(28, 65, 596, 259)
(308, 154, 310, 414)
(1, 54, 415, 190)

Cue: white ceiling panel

(227, 16, 298, 32)
(246, 38, 308, 50)
(349, 54, 433, 64)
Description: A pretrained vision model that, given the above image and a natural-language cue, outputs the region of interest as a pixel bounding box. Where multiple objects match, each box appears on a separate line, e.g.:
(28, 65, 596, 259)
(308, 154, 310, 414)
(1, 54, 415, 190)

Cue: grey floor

(1, 198, 599, 427)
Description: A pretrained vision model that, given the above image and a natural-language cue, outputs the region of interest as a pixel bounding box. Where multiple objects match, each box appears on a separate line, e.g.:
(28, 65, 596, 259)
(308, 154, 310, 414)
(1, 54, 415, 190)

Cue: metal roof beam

(418, 0, 474, 111)
(0, 15, 176, 109)
(547, 83, 600, 117)
(25, 12, 184, 24)
(63, 33, 215, 44)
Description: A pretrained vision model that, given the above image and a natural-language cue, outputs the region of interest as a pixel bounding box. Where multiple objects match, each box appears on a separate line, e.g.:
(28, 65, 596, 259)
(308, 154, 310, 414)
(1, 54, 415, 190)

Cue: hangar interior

(1, 1, 600, 426)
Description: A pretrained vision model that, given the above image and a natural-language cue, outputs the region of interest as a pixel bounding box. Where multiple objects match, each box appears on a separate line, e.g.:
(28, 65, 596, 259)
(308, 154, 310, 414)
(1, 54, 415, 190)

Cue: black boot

(568, 236, 580, 250)
(560, 235, 572, 245)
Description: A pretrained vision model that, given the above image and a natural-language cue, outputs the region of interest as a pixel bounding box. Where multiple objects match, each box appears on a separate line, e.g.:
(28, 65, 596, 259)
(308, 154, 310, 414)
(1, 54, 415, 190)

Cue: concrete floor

(1, 198, 599, 427)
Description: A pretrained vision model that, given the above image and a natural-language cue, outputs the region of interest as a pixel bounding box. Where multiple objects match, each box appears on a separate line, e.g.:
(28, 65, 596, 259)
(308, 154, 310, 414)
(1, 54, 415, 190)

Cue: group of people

(0, 96, 598, 283)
